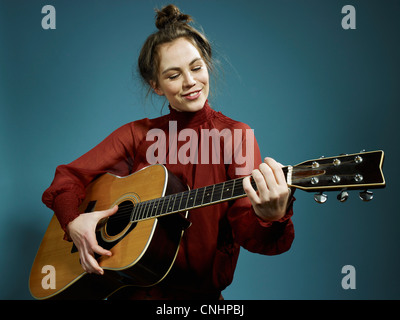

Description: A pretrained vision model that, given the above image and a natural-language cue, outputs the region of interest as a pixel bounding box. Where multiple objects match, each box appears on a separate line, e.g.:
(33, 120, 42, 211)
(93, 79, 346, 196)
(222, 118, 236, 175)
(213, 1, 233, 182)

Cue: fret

(170, 194, 177, 212)
(138, 200, 150, 220)
(137, 202, 145, 220)
(202, 185, 213, 205)
(186, 189, 197, 209)
(222, 180, 234, 200)
(220, 182, 225, 200)
(179, 191, 188, 211)
(232, 178, 245, 198)
(172, 192, 183, 212)
(194, 187, 205, 207)
(177, 192, 184, 211)
(160, 196, 166, 215)
(153, 198, 161, 217)
(169, 194, 176, 213)
(192, 189, 199, 208)
(165, 194, 173, 213)
(138, 202, 145, 220)
(212, 184, 221, 202)
(231, 179, 236, 198)
(153, 198, 162, 217)
(201, 186, 206, 204)
(148, 199, 156, 218)
(131, 203, 139, 222)
(183, 191, 190, 211)
(143, 200, 151, 219)
(133, 202, 140, 220)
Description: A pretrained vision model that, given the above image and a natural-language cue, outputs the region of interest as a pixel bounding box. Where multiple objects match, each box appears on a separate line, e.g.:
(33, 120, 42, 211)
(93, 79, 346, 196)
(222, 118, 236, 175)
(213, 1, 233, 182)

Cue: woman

(42, 4, 295, 299)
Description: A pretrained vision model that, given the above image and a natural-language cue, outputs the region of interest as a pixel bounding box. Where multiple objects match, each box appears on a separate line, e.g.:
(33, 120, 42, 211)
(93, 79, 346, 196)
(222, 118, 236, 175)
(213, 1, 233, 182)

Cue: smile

(182, 89, 202, 100)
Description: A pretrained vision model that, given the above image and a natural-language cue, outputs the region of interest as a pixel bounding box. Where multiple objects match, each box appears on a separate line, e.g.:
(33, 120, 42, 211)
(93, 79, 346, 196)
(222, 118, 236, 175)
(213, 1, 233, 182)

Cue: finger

(259, 162, 278, 191)
(242, 175, 260, 204)
(92, 243, 112, 257)
(86, 254, 104, 275)
(264, 157, 287, 187)
(82, 256, 103, 275)
(85, 246, 105, 275)
(85, 227, 112, 257)
(252, 167, 270, 197)
(78, 242, 104, 275)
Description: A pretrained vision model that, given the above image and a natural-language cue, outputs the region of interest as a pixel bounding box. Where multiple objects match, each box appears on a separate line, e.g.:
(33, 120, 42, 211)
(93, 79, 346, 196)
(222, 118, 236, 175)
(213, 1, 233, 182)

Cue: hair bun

(155, 4, 192, 30)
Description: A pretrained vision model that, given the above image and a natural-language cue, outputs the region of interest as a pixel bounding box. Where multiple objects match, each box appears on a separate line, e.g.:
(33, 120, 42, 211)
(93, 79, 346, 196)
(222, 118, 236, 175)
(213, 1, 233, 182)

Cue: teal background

(1, 0, 399, 299)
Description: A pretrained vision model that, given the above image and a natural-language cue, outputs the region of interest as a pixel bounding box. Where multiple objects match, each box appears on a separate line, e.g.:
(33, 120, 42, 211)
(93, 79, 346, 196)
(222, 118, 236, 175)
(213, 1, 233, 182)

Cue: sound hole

(105, 200, 135, 237)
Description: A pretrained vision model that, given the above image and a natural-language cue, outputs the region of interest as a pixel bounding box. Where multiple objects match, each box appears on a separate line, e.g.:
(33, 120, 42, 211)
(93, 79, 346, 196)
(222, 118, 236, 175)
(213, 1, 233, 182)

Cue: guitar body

(29, 164, 189, 300)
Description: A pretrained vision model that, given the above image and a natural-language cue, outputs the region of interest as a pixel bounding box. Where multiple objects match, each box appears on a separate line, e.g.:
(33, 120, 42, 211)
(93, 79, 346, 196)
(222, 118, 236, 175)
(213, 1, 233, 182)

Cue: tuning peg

(314, 192, 328, 204)
(337, 190, 349, 202)
(359, 190, 373, 201)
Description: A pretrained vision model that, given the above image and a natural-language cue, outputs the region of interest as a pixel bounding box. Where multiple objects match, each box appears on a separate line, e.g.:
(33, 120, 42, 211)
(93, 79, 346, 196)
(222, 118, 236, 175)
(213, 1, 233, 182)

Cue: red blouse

(42, 101, 295, 299)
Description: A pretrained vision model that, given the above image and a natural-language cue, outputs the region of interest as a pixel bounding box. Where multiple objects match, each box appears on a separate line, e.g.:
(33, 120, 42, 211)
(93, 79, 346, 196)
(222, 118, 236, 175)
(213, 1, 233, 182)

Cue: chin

(188, 102, 205, 112)
(176, 98, 206, 112)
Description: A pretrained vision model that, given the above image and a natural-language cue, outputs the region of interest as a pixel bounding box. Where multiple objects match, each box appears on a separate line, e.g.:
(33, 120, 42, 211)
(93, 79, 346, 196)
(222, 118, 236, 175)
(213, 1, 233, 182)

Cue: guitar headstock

(284, 150, 385, 203)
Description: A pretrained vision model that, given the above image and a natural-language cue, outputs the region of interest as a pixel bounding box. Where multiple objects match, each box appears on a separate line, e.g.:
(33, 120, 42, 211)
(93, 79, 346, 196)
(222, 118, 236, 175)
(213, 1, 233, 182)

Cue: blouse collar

(168, 100, 213, 128)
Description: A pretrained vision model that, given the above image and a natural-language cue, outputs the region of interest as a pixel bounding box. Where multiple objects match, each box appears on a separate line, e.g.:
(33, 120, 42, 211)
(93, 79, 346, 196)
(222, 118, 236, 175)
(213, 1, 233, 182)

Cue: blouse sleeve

(226, 123, 295, 255)
(42, 122, 137, 236)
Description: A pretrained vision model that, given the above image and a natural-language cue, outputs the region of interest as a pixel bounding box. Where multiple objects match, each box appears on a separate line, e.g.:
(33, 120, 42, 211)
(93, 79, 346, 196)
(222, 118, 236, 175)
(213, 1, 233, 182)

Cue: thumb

(98, 205, 118, 219)
(95, 205, 118, 230)
(107, 205, 119, 216)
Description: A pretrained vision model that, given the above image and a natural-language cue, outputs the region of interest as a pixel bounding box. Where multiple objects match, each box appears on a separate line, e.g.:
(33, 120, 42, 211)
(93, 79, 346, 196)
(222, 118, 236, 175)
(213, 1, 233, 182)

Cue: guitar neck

(130, 150, 385, 222)
(131, 175, 260, 222)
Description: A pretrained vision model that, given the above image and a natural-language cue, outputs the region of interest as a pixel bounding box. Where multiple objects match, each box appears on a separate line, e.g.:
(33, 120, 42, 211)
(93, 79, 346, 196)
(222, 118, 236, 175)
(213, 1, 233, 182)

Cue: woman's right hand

(66, 205, 118, 275)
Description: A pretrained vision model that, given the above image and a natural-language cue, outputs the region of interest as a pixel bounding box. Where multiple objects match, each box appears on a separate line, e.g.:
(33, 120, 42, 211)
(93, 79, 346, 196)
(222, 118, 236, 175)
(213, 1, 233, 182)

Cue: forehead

(157, 38, 202, 70)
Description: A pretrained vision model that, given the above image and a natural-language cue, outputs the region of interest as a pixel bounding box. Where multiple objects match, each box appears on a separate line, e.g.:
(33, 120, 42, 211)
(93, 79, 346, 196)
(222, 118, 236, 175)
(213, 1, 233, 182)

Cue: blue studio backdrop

(1, 0, 399, 300)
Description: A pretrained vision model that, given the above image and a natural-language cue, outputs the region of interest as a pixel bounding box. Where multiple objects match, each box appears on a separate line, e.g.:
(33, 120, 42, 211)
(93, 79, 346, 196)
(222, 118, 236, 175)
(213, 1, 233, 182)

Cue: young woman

(42, 4, 295, 299)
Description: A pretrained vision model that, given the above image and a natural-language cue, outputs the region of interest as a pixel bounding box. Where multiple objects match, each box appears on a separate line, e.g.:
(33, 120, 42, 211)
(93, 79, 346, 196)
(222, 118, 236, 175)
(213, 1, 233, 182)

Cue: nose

(183, 72, 196, 88)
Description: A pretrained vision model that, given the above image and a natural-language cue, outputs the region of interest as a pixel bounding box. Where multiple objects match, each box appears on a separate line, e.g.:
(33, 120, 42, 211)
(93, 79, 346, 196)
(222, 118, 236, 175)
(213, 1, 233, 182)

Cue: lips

(182, 89, 202, 100)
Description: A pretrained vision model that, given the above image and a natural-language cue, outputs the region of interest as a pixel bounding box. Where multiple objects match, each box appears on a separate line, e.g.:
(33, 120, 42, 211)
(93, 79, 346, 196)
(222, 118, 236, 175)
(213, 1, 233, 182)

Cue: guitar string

(97, 165, 317, 223)
(92, 163, 355, 224)
(93, 166, 324, 224)
(93, 168, 321, 224)
(97, 178, 250, 223)
(114, 180, 242, 221)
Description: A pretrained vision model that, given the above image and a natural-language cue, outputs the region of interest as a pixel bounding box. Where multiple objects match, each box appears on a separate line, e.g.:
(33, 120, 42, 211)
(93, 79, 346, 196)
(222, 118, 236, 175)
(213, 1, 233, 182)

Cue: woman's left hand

(243, 157, 290, 222)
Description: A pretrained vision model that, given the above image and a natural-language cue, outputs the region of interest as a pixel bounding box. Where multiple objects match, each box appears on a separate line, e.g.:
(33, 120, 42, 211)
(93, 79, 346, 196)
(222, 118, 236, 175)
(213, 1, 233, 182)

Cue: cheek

(199, 70, 209, 86)
(164, 82, 181, 98)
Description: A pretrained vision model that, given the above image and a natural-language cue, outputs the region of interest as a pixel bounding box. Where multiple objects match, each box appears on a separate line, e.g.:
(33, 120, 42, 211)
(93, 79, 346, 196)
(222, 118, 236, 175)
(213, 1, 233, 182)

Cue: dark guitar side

(29, 165, 190, 300)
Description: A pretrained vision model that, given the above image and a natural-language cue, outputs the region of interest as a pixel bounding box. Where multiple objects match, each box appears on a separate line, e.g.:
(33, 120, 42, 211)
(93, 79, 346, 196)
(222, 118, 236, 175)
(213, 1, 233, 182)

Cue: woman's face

(153, 37, 209, 112)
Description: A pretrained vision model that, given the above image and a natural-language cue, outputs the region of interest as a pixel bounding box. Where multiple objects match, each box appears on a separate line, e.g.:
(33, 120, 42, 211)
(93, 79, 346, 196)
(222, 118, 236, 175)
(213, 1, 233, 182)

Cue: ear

(150, 80, 164, 96)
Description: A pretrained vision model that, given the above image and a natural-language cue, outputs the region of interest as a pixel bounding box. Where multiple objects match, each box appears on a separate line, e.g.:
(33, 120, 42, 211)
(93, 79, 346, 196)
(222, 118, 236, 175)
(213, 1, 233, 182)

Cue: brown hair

(138, 4, 214, 94)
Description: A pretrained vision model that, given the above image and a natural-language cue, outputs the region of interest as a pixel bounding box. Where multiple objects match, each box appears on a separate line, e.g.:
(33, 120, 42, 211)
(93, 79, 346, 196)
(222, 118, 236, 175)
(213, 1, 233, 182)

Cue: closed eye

(192, 66, 202, 72)
(168, 73, 180, 80)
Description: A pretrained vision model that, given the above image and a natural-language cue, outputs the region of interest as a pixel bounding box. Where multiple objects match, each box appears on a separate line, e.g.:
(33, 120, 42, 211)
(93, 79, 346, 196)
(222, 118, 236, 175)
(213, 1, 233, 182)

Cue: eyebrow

(161, 57, 203, 75)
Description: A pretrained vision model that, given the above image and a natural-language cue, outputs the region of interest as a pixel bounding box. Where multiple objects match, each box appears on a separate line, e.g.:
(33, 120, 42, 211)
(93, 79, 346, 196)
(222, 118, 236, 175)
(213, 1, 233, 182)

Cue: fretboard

(130, 176, 262, 223)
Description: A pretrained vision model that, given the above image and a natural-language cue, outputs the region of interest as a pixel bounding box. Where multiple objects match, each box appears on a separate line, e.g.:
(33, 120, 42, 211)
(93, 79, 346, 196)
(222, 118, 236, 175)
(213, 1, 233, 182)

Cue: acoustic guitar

(29, 150, 385, 300)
